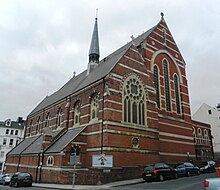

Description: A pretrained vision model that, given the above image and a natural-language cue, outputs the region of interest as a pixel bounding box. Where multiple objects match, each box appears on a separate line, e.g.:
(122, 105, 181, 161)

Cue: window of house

(15, 130, 18, 135)
(163, 59, 171, 111)
(5, 129, 9, 135)
(3, 138, 7, 145)
(208, 110, 212, 115)
(174, 74, 181, 114)
(47, 156, 54, 166)
(57, 108, 63, 127)
(74, 101, 81, 125)
(0, 151, 5, 157)
(9, 139, 14, 146)
(154, 65, 160, 108)
(123, 75, 145, 125)
(10, 130, 14, 135)
(90, 94, 99, 120)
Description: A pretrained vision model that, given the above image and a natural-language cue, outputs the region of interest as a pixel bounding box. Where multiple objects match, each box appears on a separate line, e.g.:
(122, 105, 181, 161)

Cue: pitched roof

(22, 135, 43, 154)
(29, 22, 158, 116)
(7, 136, 39, 156)
(45, 126, 86, 153)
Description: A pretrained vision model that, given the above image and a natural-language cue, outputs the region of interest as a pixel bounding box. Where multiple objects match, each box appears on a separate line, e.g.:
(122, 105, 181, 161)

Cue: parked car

(204, 178, 220, 190)
(200, 161, 216, 173)
(142, 163, 178, 182)
(10, 172, 32, 187)
(0, 174, 5, 185)
(175, 162, 200, 177)
(2, 173, 13, 185)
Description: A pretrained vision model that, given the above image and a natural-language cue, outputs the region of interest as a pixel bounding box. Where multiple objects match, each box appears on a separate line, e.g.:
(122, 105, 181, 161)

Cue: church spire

(87, 10, 100, 75)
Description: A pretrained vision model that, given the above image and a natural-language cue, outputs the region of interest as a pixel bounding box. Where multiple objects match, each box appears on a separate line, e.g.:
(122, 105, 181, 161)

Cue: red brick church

(5, 13, 213, 184)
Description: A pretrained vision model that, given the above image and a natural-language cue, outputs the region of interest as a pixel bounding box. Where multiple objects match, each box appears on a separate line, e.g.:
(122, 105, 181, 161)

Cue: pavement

(33, 178, 144, 189)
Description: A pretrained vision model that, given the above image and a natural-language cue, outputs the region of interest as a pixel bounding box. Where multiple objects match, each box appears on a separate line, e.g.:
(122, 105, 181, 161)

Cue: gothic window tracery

(123, 75, 145, 125)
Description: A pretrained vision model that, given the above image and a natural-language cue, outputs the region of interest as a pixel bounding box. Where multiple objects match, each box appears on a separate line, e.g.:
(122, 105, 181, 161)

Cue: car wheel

(159, 174, 164, 182)
(174, 173, 178, 179)
(187, 171, 190, 177)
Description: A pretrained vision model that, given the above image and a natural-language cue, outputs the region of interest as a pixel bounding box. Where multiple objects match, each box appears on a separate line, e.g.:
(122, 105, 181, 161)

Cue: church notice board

(92, 154, 113, 168)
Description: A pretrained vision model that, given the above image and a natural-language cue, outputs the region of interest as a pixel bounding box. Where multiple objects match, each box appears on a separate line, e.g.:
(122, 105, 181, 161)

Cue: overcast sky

(0, 0, 219, 121)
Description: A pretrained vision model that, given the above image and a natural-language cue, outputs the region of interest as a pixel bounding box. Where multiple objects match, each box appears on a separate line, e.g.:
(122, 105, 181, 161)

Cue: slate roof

(45, 126, 86, 153)
(22, 135, 44, 154)
(29, 22, 158, 116)
(7, 136, 40, 156)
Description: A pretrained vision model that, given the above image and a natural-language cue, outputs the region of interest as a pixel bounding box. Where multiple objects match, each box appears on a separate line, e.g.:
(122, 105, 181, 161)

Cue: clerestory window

(74, 101, 81, 125)
(90, 94, 99, 120)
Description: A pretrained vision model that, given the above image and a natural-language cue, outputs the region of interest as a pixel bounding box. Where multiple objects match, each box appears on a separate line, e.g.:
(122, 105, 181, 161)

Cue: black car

(0, 174, 5, 185)
(9, 172, 32, 187)
(142, 163, 178, 182)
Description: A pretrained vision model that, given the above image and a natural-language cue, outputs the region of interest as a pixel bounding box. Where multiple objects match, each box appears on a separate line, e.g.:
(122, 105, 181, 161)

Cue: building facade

(5, 14, 213, 184)
(0, 117, 25, 172)
(192, 103, 220, 159)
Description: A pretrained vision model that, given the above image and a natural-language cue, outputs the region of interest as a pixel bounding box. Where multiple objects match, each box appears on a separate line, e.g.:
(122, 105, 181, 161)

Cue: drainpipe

(101, 78, 106, 154)
(38, 152, 44, 183)
(35, 152, 41, 183)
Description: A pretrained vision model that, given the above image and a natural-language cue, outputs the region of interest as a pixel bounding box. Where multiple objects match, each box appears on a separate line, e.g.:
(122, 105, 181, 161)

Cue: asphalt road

(0, 173, 218, 190)
(111, 173, 218, 190)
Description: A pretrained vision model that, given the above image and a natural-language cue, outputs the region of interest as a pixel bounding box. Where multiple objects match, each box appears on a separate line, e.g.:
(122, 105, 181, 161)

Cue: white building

(192, 103, 220, 158)
(0, 117, 25, 172)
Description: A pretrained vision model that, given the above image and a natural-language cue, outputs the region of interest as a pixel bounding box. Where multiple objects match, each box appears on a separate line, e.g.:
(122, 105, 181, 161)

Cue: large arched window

(174, 74, 181, 114)
(90, 94, 99, 120)
(74, 101, 81, 125)
(154, 65, 160, 108)
(163, 59, 171, 111)
(123, 75, 145, 125)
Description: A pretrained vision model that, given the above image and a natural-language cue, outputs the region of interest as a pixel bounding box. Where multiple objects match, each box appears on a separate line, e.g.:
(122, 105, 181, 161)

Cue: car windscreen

(144, 165, 155, 172)
(18, 173, 32, 179)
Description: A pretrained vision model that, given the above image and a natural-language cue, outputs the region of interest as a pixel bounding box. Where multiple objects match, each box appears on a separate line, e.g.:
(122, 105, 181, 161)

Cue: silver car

(204, 178, 220, 190)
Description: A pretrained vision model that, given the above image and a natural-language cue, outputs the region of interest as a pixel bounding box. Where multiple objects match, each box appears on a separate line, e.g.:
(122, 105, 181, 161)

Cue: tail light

(204, 181, 209, 188)
(153, 170, 159, 174)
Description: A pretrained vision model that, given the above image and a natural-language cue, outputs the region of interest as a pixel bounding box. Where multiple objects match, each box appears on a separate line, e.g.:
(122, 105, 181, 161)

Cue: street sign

(92, 154, 113, 168)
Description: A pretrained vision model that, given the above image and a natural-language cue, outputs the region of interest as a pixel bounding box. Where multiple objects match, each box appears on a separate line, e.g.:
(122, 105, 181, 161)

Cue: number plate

(146, 174, 152, 176)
